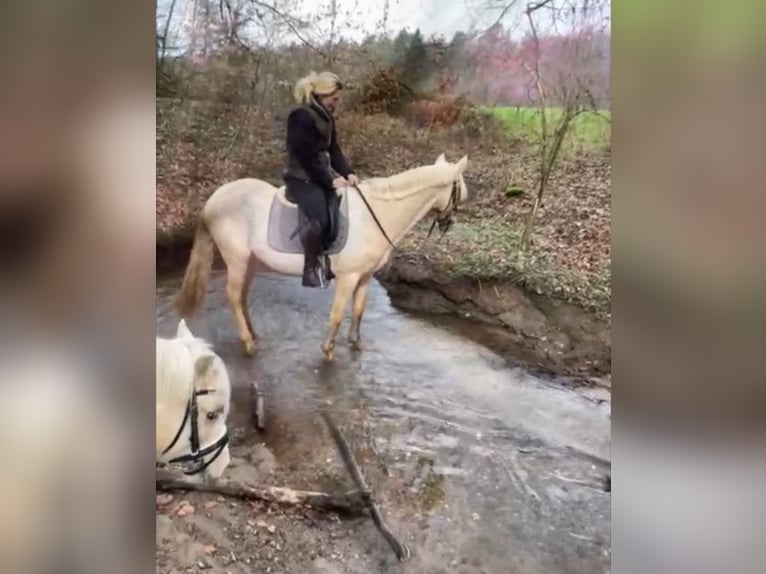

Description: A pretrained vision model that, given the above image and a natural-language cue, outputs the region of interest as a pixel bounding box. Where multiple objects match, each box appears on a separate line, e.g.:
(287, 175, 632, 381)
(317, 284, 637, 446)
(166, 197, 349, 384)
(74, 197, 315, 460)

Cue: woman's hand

(332, 176, 349, 188)
(347, 173, 359, 186)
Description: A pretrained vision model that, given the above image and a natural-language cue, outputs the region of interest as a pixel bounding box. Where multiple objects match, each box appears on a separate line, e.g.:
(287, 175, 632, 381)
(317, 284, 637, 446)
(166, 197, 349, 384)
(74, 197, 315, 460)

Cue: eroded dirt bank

(376, 255, 611, 383)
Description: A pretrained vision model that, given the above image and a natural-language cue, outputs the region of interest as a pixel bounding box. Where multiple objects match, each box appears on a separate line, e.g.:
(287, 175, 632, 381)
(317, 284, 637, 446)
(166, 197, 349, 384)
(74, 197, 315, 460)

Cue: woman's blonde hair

(293, 71, 343, 104)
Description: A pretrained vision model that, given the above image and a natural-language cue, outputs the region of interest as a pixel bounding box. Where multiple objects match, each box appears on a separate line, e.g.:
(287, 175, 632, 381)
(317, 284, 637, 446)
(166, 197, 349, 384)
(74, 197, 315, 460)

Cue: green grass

(482, 106, 611, 151)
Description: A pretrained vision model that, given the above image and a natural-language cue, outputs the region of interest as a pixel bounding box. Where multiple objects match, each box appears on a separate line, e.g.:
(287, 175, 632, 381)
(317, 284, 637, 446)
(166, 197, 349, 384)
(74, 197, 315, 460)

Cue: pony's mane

(156, 334, 214, 404)
(361, 164, 457, 201)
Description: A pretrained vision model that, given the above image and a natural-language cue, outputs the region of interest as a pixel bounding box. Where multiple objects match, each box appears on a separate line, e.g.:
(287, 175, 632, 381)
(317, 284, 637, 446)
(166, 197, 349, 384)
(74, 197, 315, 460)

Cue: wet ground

(156, 270, 611, 574)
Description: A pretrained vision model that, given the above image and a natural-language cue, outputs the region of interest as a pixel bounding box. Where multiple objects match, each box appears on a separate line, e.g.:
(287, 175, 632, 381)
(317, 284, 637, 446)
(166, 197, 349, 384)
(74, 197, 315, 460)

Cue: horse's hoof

(321, 342, 335, 362)
(348, 339, 363, 352)
(243, 340, 257, 357)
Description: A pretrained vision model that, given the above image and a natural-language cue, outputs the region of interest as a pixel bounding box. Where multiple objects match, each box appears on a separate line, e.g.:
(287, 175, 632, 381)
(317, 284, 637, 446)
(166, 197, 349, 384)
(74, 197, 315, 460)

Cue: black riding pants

(284, 177, 329, 231)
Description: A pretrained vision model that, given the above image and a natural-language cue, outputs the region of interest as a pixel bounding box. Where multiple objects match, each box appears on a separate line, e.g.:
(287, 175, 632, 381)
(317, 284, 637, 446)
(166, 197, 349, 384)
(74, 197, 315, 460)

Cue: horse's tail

(175, 212, 215, 318)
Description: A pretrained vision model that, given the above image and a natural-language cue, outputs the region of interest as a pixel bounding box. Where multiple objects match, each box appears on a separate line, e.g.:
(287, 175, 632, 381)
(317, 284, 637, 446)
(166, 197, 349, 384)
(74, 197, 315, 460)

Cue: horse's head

(158, 320, 232, 482)
(429, 153, 469, 236)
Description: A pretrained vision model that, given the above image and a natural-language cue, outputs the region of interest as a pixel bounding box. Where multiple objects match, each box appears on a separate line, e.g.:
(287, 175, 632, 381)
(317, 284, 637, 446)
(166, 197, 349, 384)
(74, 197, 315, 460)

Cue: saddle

(266, 185, 350, 255)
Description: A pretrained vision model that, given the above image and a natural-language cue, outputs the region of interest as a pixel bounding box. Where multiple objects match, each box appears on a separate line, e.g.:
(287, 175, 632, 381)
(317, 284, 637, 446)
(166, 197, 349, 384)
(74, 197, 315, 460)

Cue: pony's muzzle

(202, 443, 231, 482)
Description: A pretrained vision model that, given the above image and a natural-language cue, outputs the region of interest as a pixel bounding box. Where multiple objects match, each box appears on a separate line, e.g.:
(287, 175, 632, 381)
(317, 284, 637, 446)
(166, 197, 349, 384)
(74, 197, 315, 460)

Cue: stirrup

(302, 263, 327, 289)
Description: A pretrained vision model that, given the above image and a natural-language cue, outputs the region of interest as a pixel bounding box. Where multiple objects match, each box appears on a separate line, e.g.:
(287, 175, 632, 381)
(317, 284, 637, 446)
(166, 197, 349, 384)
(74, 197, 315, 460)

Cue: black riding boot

(300, 220, 326, 288)
(323, 255, 335, 282)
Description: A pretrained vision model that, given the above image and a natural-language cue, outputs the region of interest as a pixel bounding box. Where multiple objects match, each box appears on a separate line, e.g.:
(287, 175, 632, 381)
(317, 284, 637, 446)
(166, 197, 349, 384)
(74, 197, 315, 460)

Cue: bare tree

(516, 0, 609, 250)
(326, 0, 340, 65)
(157, 0, 180, 64)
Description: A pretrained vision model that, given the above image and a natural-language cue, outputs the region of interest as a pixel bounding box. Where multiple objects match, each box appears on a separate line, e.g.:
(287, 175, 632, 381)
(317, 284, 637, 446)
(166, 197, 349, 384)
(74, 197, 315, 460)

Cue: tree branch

(526, 0, 556, 13)
(156, 468, 368, 515)
(320, 411, 412, 562)
(481, 0, 521, 35)
(159, 0, 179, 64)
(249, 0, 325, 55)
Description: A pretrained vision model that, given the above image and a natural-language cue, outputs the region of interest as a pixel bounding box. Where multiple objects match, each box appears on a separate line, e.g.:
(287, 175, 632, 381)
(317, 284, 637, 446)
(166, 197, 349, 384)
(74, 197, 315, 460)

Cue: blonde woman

(283, 71, 359, 288)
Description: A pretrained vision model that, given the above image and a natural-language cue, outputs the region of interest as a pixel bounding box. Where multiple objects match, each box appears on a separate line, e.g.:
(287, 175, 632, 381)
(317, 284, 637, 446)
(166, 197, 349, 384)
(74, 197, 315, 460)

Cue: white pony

(175, 153, 469, 360)
(156, 319, 232, 480)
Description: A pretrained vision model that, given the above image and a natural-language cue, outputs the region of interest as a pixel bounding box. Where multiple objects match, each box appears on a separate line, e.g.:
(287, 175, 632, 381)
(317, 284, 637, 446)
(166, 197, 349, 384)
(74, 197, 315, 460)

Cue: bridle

(427, 179, 460, 239)
(161, 387, 229, 476)
(354, 178, 462, 248)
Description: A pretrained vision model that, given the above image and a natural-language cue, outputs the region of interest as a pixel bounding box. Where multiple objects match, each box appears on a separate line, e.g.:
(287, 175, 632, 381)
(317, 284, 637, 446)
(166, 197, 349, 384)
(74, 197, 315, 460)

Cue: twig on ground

(251, 380, 265, 431)
(156, 468, 367, 515)
(552, 471, 606, 490)
(495, 450, 541, 501)
(319, 410, 412, 562)
(569, 532, 598, 543)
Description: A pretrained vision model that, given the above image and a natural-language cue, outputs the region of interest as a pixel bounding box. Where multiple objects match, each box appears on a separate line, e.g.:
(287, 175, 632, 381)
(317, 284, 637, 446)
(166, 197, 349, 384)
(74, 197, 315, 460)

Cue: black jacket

(283, 100, 354, 191)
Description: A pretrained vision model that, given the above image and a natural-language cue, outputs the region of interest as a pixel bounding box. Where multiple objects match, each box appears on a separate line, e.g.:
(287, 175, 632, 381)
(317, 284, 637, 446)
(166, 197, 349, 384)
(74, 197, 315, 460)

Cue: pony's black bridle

(161, 388, 229, 476)
(427, 179, 460, 239)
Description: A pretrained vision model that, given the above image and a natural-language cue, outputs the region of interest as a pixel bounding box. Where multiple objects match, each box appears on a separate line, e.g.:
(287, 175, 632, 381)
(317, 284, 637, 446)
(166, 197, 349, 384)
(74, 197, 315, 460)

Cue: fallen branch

(156, 469, 367, 515)
(320, 411, 412, 562)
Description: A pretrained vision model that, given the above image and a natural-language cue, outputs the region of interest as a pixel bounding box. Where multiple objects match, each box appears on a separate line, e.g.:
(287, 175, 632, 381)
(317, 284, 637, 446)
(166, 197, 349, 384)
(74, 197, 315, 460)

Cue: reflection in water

(157, 270, 611, 573)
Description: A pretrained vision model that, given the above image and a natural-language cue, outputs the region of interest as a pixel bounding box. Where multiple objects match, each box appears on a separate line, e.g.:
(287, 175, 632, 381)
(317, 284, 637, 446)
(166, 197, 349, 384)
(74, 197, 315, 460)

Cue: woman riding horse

(283, 71, 359, 288)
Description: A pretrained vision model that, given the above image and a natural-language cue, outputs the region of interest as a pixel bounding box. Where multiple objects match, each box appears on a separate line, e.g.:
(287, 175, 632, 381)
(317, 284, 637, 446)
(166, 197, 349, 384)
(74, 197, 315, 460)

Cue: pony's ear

(176, 318, 194, 339)
(194, 355, 215, 378)
(456, 155, 468, 173)
(435, 153, 447, 164)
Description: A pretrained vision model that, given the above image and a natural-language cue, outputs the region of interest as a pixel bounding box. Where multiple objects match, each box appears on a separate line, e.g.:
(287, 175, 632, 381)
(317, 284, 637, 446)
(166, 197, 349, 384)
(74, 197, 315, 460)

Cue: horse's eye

(206, 411, 218, 421)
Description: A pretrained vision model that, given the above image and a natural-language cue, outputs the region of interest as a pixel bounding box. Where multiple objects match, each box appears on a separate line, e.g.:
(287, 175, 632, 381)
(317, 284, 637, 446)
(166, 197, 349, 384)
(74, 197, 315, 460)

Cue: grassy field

(483, 106, 611, 151)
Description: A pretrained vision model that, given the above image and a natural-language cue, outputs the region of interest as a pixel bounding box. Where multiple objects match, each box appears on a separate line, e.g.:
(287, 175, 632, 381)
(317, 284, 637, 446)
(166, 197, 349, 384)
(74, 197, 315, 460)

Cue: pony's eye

(206, 411, 219, 421)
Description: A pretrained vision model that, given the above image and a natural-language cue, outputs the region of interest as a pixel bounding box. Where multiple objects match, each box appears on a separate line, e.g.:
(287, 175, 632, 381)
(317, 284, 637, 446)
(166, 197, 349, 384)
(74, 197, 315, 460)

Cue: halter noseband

(161, 388, 229, 476)
(427, 179, 460, 239)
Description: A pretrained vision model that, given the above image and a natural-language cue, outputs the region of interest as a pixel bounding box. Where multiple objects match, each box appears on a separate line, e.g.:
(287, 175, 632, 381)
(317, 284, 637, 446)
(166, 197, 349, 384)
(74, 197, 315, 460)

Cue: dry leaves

(156, 493, 174, 506)
(176, 501, 195, 517)
(199, 544, 216, 555)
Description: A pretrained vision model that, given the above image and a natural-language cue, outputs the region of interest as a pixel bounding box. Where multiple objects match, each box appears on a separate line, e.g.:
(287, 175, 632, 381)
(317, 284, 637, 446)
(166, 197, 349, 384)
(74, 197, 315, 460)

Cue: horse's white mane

(156, 321, 215, 405)
(360, 164, 458, 202)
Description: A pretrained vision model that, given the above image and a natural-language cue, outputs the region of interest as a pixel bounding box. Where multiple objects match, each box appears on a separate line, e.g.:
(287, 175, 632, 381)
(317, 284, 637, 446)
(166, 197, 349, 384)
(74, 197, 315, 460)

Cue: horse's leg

(347, 273, 372, 351)
(226, 268, 257, 357)
(321, 273, 359, 361)
(221, 250, 257, 357)
(241, 258, 257, 341)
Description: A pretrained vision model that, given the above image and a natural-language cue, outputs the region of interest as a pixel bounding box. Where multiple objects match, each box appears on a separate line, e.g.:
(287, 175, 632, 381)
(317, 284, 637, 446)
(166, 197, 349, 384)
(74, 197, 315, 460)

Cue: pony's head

(156, 319, 232, 481)
(429, 153, 469, 235)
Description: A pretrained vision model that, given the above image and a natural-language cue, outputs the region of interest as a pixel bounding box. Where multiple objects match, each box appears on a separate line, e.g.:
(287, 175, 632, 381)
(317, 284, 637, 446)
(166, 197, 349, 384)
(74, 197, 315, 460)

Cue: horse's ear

(194, 355, 215, 378)
(456, 155, 468, 173)
(435, 153, 447, 164)
(176, 318, 194, 339)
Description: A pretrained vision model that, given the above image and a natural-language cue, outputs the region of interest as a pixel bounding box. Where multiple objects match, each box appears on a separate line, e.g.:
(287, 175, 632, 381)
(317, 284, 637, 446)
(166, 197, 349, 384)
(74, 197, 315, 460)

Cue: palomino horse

(156, 318, 232, 480)
(175, 153, 469, 360)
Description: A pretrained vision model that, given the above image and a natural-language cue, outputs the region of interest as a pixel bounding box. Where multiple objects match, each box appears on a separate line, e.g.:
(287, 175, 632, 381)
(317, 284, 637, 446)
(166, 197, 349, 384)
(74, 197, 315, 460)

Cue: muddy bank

(156, 453, 385, 574)
(376, 255, 611, 383)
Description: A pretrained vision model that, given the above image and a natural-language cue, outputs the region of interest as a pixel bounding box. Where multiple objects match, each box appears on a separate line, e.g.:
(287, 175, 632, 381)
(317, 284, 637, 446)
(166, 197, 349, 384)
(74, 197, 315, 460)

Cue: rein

(352, 184, 395, 248)
(355, 178, 460, 247)
(161, 387, 229, 476)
